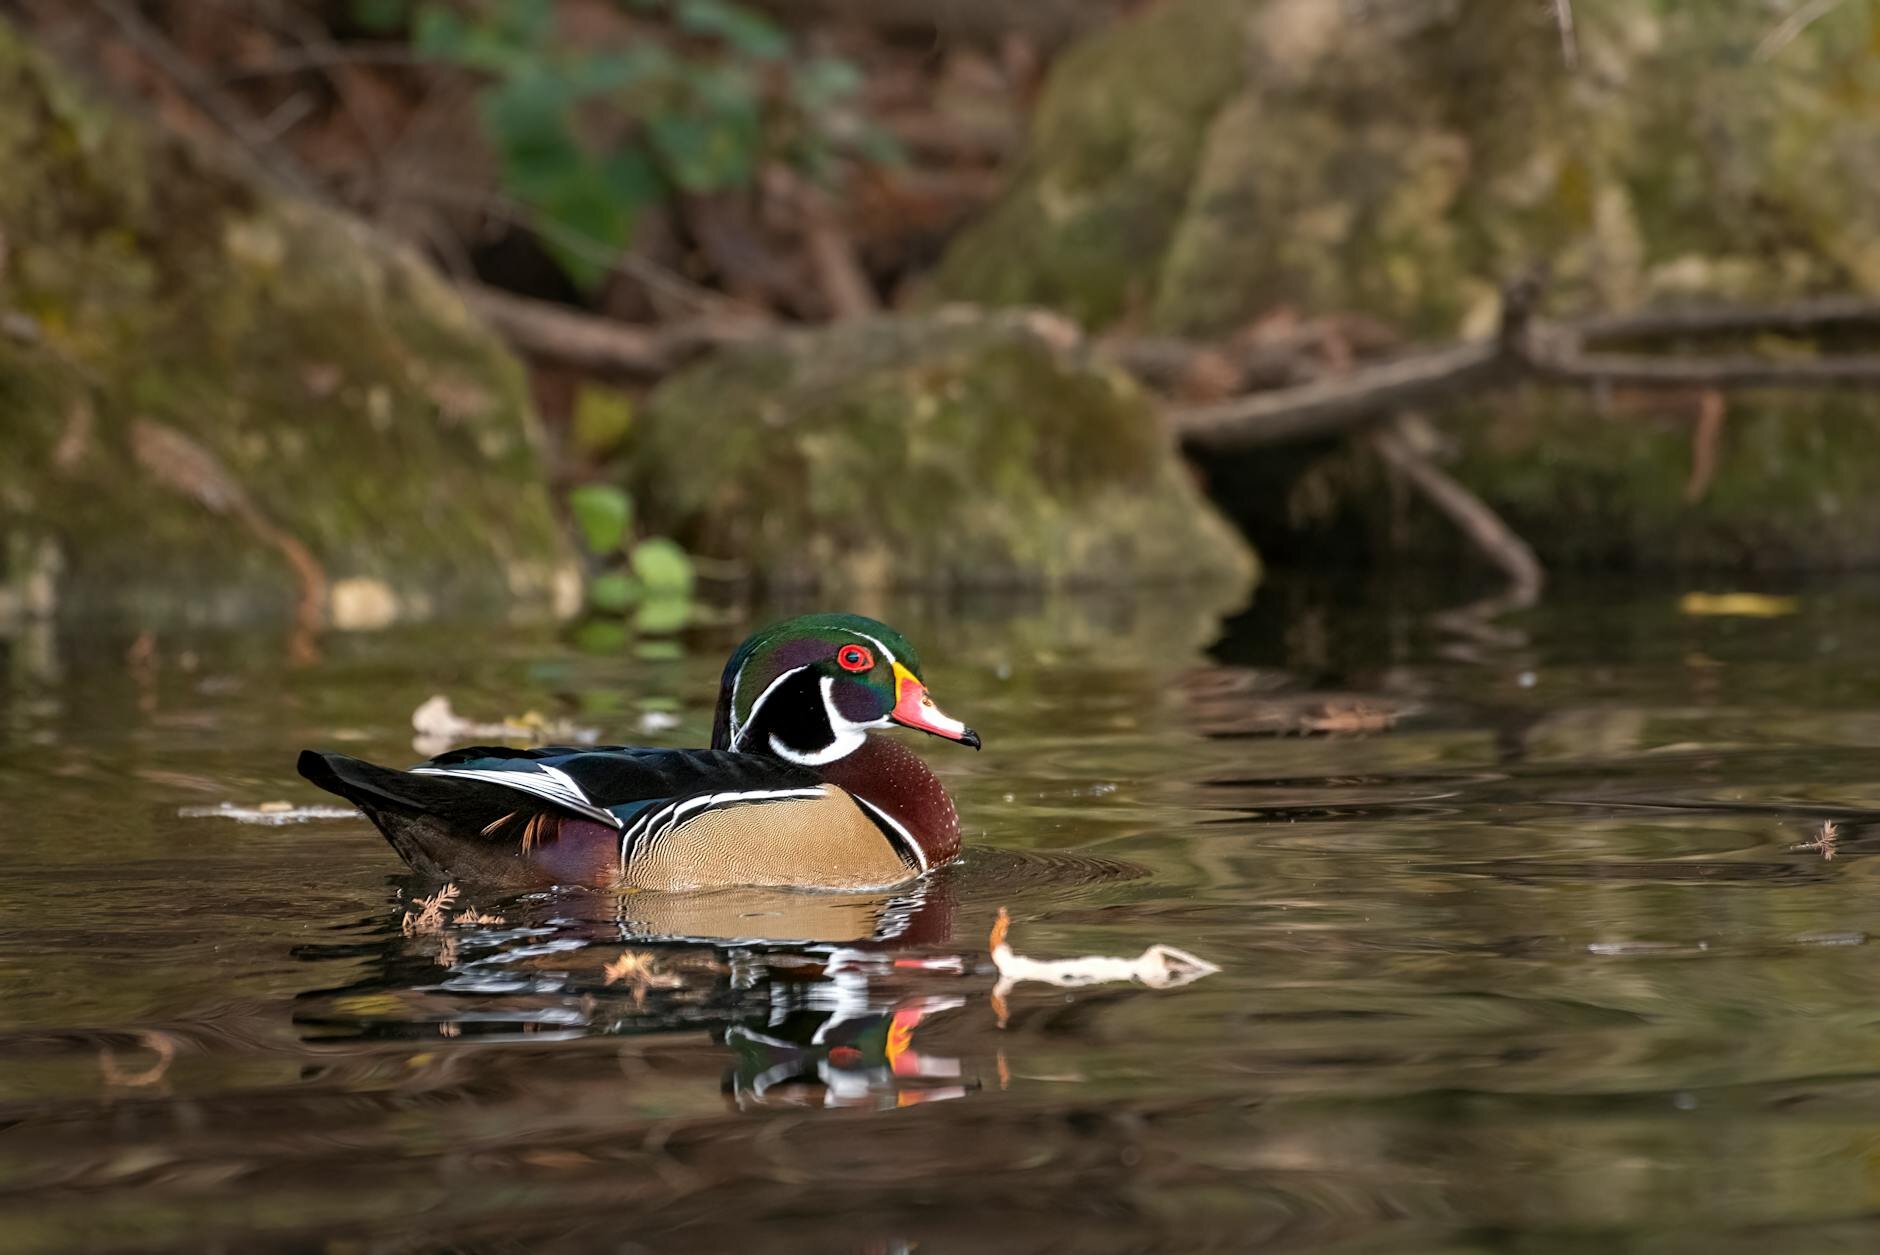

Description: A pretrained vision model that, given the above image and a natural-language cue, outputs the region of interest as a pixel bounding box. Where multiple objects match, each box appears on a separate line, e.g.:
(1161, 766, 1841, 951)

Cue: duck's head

(711, 613, 979, 765)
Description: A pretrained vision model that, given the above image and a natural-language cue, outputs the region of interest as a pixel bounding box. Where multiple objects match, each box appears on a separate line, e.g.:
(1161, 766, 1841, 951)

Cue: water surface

(6, 578, 1880, 1252)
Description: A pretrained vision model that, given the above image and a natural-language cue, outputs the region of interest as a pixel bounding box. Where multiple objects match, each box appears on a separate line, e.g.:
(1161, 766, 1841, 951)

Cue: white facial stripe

(820, 674, 879, 733)
(735, 631, 905, 757)
(731, 663, 811, 750)
(764, 675, 874, 765)
(769, 727, 865, 766)
(847, 630, 899, 670)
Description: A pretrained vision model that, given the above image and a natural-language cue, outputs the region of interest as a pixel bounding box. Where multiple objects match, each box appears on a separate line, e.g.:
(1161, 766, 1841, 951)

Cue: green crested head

(710, 613, 977, 764)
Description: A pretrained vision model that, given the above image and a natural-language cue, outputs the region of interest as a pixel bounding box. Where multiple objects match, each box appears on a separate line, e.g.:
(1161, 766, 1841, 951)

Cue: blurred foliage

(354, 0, 896, 289)
(567, 483, 696, 639)
(570, 383, 635, 457)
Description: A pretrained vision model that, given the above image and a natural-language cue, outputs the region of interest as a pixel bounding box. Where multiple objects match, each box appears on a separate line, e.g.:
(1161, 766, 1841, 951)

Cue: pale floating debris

(1587, 939, 1710, 956)
(988, 908, 1219, 1024)
(98, 1030, 177, 1088)
(179, 802, 357, 825)
(1792, 819, 1840, 861)
(410, 694, 599, 755)
(1794, 931, 1866, 947)
(637, 710, 682, 733)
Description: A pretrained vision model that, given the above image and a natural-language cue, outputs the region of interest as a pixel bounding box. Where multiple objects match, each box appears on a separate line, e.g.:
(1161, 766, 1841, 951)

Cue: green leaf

(634, 595, 691, 635)
(649, 110, 759, 193)
(629, 538, 695, 596)
(571, 385, 634, 457)
(412, 6, 476, 61)
(676, 0, 789, 59)
(351, 0, 410, 33)
(588, 571, 639, 612)
(793, 57, 863, 110)
(568, 484, 632, 555)
(568, 45, 674, 95)
(572, 619, 632, 654)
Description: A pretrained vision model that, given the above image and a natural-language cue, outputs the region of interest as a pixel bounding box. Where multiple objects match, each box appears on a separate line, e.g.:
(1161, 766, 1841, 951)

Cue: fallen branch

(1684, 390, 1726, 504)
(94, 0, 321, 196)
(1527, 346, 1880, 389)
(1574, 295, 1880, 342)
(1756, 0, 1847, 60)
(1168, 302, 1880, 453)
(1553, 0, 1578, 69)
(130, 418, 327, 661)
(1372, 415, 1543, 601)
(1171, 340, 1506, 451)
(460, 287, 774, 377)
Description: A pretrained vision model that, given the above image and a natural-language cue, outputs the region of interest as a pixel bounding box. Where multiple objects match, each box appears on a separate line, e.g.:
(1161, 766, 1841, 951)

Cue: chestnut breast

(817, 733, 962, 867)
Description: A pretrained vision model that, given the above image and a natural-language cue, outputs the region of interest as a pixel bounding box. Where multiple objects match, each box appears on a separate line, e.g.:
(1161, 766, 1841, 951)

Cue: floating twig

(1794, 819, 1841, 861)
(987, 907, 1219, 1028)
(401, 884, 460, 936)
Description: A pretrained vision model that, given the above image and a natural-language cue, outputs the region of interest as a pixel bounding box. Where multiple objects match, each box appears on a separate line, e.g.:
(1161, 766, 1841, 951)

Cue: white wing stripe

(411, 764, 622, 829)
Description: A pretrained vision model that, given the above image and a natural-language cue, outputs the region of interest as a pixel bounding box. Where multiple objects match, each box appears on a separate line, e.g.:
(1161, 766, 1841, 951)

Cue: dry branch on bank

(1164, 298, 1880, 453)
(1372, 416, 1543, 600)
(461, 287, 775, 378)
(1171, 341, 1507, 451)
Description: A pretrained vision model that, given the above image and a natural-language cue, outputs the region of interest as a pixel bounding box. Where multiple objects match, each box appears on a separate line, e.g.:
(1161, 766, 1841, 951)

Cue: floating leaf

(1679, 592, 1800, 617)
(568, 484, 632, 555)
(629, 538, 695, 596)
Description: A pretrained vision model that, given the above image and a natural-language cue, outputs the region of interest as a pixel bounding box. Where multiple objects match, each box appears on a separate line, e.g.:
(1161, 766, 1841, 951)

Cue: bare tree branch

(1552, 0, 1578, 70)
(461, 287, 773, 377)
(93, 0, 320, 196)
(1373, 416, 1544, 600)
(1756, 0, 1846, 60)
(1525, 347, 1880, 388)
(1171, 341, 1507, 451)
(1165, 300, 1880, 454)
(1575, 295, 1880, 342)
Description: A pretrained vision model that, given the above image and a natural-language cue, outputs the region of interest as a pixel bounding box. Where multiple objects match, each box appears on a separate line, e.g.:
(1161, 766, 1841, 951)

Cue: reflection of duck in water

(299, 614, 980, 890)
(608, 875, 955, 947)
(723, 985, 972, 1110)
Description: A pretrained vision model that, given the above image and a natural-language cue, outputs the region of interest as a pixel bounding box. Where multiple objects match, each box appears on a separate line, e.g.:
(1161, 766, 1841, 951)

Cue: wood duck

(298, 613, 980, 891)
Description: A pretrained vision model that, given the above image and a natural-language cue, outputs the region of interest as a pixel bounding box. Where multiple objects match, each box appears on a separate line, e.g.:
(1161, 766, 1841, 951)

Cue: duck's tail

(298, 751, 617, 886)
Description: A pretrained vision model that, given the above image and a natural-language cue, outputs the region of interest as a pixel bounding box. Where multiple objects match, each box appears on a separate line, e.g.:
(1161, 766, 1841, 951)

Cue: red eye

(837, 645, 874, 672)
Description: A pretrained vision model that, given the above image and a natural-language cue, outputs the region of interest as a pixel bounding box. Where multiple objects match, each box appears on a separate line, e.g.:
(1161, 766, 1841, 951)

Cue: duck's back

(299, 743, 921, 890)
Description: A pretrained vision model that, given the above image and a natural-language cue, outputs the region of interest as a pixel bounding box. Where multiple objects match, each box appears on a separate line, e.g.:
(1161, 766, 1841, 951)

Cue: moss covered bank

(0, 22, 571, 625)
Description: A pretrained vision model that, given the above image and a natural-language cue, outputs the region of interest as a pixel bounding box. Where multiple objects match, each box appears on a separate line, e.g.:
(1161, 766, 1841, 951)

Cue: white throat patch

(766, 675, 878, 765)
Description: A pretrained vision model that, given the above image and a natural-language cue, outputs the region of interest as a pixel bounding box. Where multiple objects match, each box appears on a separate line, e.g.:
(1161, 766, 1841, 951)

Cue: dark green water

(6, 578, 1880, 1253)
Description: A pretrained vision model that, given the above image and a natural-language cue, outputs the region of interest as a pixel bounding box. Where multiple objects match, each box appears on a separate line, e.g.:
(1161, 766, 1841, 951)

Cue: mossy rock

(935, 0, 1880, 569)
(0, 22, 572, 625)
(937, 0, 1880, 336)
(628, 310, 1257, 592)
